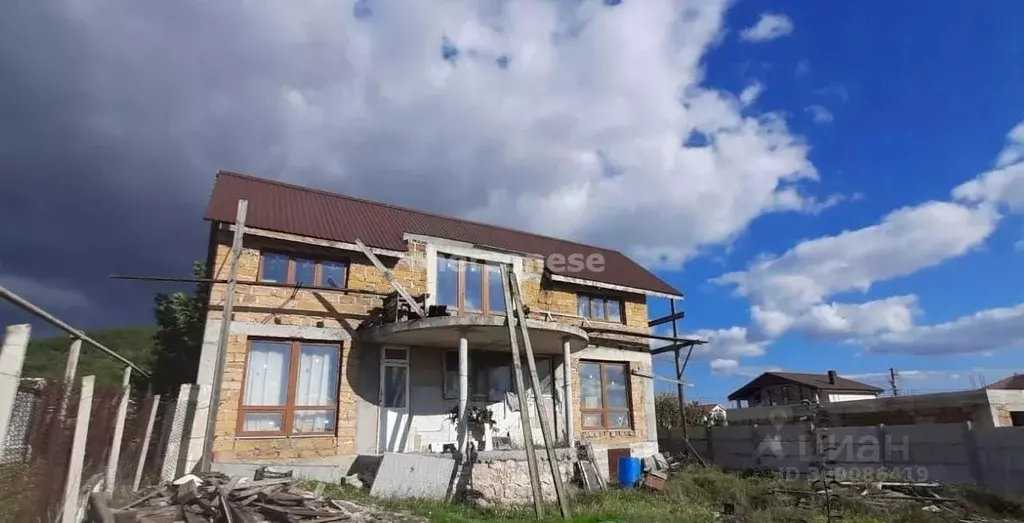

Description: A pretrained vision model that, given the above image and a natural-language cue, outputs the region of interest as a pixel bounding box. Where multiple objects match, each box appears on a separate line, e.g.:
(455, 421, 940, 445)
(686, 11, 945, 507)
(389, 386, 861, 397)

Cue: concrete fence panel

(661, 421, 1024, 495)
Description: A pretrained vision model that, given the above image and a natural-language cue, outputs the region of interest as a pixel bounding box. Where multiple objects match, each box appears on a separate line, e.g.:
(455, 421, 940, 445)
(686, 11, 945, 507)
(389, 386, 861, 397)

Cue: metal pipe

(110, 274, 392, 297)
(0, 286, 151, 377)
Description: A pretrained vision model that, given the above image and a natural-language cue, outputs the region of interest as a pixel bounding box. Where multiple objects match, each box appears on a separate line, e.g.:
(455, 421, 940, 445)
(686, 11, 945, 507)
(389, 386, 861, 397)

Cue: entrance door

(378, 347, 410, 453)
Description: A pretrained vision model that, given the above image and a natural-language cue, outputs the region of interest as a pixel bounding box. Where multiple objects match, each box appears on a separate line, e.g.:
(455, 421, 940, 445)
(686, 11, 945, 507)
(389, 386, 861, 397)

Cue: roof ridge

(216, 170, 626, 255)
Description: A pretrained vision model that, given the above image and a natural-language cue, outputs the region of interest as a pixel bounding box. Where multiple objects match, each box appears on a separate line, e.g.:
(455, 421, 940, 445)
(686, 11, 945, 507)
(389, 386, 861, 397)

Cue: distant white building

(695, 403, 727, 425)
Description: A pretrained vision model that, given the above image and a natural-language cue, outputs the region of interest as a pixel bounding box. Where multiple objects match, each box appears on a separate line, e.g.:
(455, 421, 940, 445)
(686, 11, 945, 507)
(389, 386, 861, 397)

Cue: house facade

(727, 370, 883, 409)
(193, 171, 683, 476)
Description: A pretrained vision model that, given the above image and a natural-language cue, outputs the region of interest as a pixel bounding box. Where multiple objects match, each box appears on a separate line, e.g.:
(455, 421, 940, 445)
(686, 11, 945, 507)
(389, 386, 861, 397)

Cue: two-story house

(192, 171, 684, 481)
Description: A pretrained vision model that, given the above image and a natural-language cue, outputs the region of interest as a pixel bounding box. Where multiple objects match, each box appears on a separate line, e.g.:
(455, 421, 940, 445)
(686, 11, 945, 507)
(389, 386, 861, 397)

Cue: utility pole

(888, 368, 899, 397)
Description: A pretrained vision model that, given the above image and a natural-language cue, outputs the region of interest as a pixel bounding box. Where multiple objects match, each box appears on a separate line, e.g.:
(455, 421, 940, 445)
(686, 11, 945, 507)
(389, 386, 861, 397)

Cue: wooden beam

(354, 238, 425, 318)
(648, 310, 685, 327)
(201, 199, 247, 472)
(510, 270, 571, 518)
(631, 370, 693, 387)
(499, 265, 544, 518)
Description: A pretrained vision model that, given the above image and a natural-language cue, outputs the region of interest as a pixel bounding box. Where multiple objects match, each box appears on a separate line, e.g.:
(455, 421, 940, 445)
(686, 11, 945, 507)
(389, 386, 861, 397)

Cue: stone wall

(204, 227, 657, 461)
(468, 452, 577, 505)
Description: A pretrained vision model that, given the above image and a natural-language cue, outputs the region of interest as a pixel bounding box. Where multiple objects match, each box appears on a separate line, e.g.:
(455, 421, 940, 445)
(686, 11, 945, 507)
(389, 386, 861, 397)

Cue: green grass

(299, 468, 998, 523)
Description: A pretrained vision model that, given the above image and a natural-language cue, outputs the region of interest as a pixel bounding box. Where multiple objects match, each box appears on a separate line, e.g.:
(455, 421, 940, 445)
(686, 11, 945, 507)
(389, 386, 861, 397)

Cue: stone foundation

(468, 450, 577, 505)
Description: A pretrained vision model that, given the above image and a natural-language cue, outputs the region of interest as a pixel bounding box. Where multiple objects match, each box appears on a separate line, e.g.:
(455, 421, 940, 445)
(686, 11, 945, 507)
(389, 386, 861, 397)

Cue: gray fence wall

(658, 422, 1024, 495)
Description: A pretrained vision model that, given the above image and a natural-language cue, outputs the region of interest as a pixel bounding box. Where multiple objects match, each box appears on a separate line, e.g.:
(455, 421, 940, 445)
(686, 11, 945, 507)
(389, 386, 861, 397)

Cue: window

(435, 255, 506, 315)
(576, 294, 624, 323)
(443, 351, 552, 401)
(259, 251, 348, 289)
(1011, 412, 1024, 427)
(579, 361, 631, 430)
(239, 340, 340, 436)
(781, 386, 791, 403)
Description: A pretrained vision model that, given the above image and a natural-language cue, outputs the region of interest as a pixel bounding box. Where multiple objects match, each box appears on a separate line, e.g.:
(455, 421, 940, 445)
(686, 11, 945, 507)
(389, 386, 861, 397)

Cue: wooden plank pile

(104, 472, 349, 523)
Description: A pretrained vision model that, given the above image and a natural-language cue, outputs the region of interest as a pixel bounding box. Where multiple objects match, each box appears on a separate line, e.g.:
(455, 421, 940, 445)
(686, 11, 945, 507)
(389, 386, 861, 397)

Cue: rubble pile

(102, 471, 423, 523)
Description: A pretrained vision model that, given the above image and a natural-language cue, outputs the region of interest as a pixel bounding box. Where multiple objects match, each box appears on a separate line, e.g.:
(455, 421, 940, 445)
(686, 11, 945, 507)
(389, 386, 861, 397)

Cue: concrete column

(458, 334, 469, 452)
(562, 338, 573, 444)
(0, 324, 31, 451)
(104, 367, 132, 493)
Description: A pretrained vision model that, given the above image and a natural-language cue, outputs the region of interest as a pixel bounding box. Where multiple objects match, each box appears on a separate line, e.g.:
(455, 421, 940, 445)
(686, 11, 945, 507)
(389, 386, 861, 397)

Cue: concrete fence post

(705, 424, 715, 464)
(0, 324, 30, 451)
(161, 384, 194, 482)
(876, 423, 888, 470)
(963, 421, 984, 488)
(61, 375, 95, 523)
(105, 367, 132, 493)
(749, 424, 760, 467)
(132, 394, 160, 492)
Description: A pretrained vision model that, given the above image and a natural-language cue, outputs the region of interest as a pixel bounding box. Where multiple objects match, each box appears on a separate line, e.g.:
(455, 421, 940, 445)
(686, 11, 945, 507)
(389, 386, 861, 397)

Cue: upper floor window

(576, 294, 624, 323)
(260, 251, 348, 289)
(436, 255, 506, 315)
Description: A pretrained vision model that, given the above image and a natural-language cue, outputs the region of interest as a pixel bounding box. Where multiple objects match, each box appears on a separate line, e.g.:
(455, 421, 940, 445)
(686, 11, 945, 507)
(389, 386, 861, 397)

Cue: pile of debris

(639, 451, 688, 491)
(98, 471, 418, 523)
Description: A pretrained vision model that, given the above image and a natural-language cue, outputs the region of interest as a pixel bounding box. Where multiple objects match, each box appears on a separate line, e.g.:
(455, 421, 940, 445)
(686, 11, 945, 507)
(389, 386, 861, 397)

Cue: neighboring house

(193, 171, 684, 477)
(695, 403, 726, 425)
(726, 372, 1024, 428)
(727, 370, 883, 408)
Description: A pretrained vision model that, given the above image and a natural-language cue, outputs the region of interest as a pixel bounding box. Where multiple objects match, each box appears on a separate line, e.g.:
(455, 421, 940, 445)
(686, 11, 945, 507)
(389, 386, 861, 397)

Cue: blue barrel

(617, 457, 642, 488)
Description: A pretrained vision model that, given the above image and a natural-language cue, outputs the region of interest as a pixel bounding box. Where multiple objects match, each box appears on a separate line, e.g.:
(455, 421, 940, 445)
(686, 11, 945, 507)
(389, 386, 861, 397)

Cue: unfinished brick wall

(518, 258, 650, 337)
(569, 358, 652, 445)
(205, 228, 654, 460)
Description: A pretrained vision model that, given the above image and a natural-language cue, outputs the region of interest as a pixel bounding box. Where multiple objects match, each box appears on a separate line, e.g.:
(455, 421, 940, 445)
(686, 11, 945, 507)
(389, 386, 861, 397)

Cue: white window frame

(424, 241, 524, 309)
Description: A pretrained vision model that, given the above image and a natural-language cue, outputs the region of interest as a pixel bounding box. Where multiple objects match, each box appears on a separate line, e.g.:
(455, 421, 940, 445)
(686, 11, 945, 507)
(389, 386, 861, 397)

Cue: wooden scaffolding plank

(508, 269, 571, 519)
(499, 265, 544, 518)
(353, 238, 425, 318)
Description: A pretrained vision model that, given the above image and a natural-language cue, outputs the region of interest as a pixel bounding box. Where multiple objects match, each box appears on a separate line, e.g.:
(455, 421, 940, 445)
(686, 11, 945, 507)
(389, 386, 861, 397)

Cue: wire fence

(0, 379, 176, 523)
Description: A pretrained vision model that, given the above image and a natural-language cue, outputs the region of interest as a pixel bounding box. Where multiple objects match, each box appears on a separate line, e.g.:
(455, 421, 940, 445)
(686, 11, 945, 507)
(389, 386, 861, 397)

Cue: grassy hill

(23, 326, 157, 387)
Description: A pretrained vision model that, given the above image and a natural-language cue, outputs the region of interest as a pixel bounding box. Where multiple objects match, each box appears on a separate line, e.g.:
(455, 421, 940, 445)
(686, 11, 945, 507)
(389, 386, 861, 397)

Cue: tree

(655, 394, 717, 428)
(150, 261, 210, 395)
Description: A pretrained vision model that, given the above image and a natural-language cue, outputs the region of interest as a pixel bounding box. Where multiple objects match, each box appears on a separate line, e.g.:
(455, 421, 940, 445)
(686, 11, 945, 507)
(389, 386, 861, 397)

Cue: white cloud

(709, 358, 782, 377)
(739, 13, 794, 43)
(689, 326, 769, 359)
(717, 201, 998, 314)
(48, 0, 834, 271)
(953, 119, 1024, 212)
(739, 82, 764, 107)
(805, 104, 834, 123)
(0, 274, 91, 311)
(754, 295, 919, 340)
(860, 303, 1024, 355)
(995, 121, 1024, 168)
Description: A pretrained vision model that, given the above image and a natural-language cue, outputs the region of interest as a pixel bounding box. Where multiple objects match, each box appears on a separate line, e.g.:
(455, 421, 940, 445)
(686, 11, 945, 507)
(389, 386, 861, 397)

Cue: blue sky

(2, 0, 1023, 403)
(648, 0, 1024, 403)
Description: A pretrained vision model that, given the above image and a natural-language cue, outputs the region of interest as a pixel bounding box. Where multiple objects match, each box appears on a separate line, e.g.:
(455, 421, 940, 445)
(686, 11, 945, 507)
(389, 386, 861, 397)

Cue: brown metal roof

(204, 171, 682, 297)
(727, 371, 884, 401)
(985, 374, 1024, 390)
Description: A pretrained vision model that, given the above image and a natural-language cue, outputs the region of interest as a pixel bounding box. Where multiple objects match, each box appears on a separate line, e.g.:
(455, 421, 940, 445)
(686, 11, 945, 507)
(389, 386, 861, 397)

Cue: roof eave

(547, 273, 683, 300)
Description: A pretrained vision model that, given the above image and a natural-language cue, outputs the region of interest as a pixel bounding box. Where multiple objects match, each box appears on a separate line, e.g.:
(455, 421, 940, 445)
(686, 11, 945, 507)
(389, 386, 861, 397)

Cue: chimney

(827, 370, 837, 385)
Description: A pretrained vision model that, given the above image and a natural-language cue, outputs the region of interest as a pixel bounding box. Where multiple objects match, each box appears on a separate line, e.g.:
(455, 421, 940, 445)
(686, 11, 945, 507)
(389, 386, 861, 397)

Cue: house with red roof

(188, 171, 697, 485)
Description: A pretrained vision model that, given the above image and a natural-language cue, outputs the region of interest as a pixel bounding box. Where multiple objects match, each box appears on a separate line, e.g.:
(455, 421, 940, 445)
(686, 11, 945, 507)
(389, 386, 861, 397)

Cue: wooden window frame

(258, 250, 350, 289)
(576, 293, 625, 324)
(236, 339, 341, 437)
(437, 256, 506, 316)
(579, 360, 633, 430)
